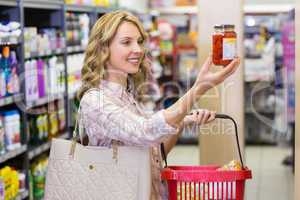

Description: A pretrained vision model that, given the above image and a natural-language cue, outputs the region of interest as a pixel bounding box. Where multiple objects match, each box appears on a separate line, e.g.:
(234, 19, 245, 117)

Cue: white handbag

(44, 97, 152, 200)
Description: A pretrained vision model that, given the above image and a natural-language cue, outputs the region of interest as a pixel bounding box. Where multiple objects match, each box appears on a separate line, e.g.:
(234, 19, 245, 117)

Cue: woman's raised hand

(192, 56, 240, 94)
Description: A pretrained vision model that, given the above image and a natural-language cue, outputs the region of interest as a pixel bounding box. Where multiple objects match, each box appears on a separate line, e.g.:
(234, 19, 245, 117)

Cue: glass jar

(221, 24, 237, 66)
(212, 24, 223, 65)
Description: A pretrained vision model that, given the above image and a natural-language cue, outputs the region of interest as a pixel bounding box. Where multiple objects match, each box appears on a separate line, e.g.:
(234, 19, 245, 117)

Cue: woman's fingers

(202, 110, 212, 124)
(217, 57, 240, 79)
(207, 111, 216, 122)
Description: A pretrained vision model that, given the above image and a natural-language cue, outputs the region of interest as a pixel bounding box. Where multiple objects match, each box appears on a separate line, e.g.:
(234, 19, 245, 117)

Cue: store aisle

(168, 145, 294, 200)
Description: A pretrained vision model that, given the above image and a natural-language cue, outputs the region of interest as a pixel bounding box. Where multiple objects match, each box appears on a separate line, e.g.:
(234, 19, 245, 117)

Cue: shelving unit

(0, 1, 117, 199)
(243, 11, 292, 144)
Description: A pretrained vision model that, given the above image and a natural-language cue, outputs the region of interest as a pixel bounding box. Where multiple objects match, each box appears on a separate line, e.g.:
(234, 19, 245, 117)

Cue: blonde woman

(78, 10, 240, 199)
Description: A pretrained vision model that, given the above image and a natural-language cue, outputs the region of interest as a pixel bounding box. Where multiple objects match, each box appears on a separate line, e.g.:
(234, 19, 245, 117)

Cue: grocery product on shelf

(48, 102, 59, 139)
(25, 56, 66, 102)
(2, 110, 21, 151)
(29, 109, 49, 145)
(24, 27, 65, 58)
(0, 116, 5, 155)
(0, 21, 21, 42)
(0, 47, 20, 98)
(30, 156, 48, 200)
(66, 13, 90, 48)
(0, 166, 21, 200)
(67, 53, 84, 95)
(57, 100, 66, 132)
(65, 0, 116, 7)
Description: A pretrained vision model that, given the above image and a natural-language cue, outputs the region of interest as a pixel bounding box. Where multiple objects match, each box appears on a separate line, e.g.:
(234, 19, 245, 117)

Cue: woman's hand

(183, 109, 216, 126)
(193, 56, 240, 94)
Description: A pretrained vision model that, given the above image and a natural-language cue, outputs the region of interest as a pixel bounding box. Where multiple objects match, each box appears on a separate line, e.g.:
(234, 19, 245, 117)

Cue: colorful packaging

(3, 110, 21, 151)
(57, 100, 66, 132)
(48, 102, 59, 138)
(0, 116, 6, 155)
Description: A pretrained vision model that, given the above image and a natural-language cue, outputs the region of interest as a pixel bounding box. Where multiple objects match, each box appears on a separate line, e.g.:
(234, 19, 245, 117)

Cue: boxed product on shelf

(2, 110, 21, 152)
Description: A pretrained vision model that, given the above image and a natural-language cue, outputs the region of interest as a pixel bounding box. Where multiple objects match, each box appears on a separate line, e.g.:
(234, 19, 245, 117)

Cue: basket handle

(161, 113, 244, 169)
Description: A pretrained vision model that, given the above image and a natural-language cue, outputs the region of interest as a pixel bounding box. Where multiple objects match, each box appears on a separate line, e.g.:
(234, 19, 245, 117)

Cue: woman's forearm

(163, 85, 206, 128)
(163, 125, 184, 155)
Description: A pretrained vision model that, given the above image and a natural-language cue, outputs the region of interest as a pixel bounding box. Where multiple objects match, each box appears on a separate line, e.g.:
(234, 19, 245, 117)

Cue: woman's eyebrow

(120, 36, 142, 40)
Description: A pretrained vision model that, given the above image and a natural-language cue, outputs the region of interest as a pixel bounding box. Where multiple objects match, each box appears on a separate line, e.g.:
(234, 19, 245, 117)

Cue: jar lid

(214, 24, 223, 29)
(223, 24, 235, 29)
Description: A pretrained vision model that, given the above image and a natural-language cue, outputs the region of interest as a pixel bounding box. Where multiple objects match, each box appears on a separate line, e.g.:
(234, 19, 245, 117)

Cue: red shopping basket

(161, 114, 252, 200)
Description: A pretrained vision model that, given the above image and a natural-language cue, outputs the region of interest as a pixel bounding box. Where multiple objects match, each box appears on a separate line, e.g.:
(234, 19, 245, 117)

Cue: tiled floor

(167, 145, 294, 200)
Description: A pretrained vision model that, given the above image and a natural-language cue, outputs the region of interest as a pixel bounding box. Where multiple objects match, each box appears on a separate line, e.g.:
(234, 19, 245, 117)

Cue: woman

(78, 10, 240, 199)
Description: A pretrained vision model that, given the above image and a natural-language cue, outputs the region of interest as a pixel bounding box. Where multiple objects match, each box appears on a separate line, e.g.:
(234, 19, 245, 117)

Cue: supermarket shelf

(67, 45, 85, 54)
(23, 0, 63, 10)
(16, 189, 29, 200)
(0, 0, 17, 7)
(244, 4, 294, 14)
(0, 93, 23, 107)
(0, 145, 27, 164)
(152, 6, 197, 14)
(25, 48, 65, 60)
(28, 131, 69, 160)
(65, 4, 95, 13)
(96, 6, 115, 13)
(26, 93, 65, 109)
(0, 36, 21, 46)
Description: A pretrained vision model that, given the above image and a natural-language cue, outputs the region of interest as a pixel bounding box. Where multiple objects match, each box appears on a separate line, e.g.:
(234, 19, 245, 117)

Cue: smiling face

(106, 21, 144, 75)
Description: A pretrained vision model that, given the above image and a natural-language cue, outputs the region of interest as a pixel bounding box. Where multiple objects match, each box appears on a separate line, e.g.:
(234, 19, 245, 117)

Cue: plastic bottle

(0, 47, 10, 97)
(0, 54, 6, 98)
(7, 51, 20, 95)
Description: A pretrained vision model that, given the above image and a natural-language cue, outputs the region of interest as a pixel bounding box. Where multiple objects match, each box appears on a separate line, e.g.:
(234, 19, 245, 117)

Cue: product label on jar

(223, 38, 237, 60)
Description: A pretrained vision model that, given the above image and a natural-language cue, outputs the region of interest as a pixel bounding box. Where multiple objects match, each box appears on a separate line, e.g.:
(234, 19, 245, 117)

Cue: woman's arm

(162, 56, 240, 129)
(163, 109, 216, 155)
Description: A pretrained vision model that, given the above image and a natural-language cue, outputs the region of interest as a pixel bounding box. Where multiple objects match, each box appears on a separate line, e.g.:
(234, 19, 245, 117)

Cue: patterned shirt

(80, 80, 177, 199)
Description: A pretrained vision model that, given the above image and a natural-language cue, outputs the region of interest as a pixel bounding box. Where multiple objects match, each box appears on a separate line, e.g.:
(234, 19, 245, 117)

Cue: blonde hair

(77, 10, 150, 100)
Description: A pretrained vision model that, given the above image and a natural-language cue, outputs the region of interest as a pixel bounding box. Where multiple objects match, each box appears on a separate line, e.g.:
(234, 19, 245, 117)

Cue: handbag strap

(69, 88, 119, 162)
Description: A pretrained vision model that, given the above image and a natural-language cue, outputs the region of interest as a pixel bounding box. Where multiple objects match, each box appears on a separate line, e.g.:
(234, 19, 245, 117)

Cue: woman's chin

(127, 68, 140, 74)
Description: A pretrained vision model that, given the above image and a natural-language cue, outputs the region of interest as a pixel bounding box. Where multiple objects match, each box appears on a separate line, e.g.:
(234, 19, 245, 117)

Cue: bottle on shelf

(0, 47, 10, 98)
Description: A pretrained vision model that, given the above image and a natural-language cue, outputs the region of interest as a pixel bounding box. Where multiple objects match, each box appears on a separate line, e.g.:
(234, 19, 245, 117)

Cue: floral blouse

(80, 80, 177, 199)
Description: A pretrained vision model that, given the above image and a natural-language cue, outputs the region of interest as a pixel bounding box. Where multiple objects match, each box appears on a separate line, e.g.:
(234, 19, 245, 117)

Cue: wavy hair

(77, 10, 150, 100)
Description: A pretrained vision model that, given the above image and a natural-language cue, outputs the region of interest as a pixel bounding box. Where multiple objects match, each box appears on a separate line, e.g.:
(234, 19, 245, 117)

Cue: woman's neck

(104, 70, 128, 88)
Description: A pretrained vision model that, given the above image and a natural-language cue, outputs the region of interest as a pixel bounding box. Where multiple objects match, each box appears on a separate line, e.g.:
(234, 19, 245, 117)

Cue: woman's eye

(122, 41, 130, 45)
